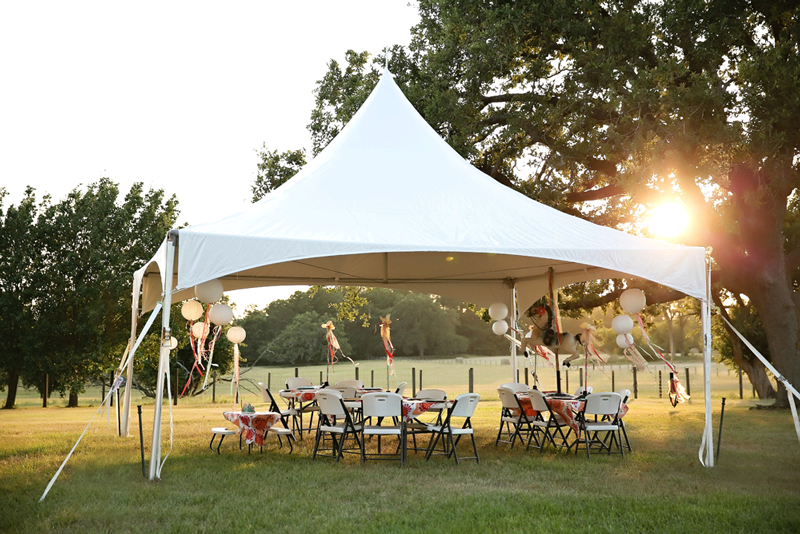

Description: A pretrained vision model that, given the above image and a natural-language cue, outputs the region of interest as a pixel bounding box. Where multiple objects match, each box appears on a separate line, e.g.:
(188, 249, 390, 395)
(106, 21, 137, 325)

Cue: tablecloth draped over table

(223, 411, 281, 446)
(515, 393, 629, 433)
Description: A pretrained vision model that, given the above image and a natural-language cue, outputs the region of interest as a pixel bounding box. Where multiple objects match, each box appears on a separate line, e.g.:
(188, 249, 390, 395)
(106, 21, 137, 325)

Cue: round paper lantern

(227, 326, 246, 344)
(616, 333, 634, 349)
(194, 279, 224, 304)
(167, 336, 178, 350)
(208, 303, 233, 325)
(181, 300, 203, 321)
(611, 314, 634, 335)
(488, 302, 509, 321)
(619, 288, 646, 314)
(191, 321, 207, 339)
(491, 320, 509, 336)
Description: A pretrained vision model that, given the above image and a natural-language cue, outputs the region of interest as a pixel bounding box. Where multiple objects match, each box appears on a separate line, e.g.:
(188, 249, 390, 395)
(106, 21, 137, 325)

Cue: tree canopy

(254, 0, 799, 405)
(0, 180, 178, 408)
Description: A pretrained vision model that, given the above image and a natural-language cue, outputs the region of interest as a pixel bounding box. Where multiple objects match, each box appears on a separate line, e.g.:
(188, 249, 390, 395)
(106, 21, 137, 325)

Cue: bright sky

(0, 1, 420, 314)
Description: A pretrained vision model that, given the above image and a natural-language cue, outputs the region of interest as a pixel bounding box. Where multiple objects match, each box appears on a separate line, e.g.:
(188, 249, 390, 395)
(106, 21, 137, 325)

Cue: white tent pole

(120, 278, 139, 437)
(149, 234, 176, 480)
(511, 284, 518, 382)
(700, 252, 715, 467)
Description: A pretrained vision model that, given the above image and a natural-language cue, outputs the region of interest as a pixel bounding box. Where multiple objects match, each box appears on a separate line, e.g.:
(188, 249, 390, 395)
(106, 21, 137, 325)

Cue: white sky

(0, 1, 420, 314)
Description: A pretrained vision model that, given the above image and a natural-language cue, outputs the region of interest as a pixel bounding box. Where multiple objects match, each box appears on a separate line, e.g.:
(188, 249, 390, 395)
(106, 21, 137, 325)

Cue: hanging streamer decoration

(380, 315, 395, 377)
(633, 313, 689, 405)
(617, 333, 649, 371)
(322, 320, 358, 382)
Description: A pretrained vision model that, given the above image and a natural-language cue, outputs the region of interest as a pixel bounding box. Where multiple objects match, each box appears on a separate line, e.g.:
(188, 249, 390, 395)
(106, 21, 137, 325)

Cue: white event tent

(127, 70, 715, 478)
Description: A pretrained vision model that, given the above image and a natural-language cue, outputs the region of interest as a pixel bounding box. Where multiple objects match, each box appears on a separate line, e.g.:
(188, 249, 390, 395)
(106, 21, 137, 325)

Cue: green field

(2, 357, 799, 533)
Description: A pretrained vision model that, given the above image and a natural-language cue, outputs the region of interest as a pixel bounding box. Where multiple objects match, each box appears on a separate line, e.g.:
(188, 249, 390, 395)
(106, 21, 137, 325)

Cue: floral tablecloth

(279, 388, 320, 403)
(401, 399, 450, 423)
(515, 393, 628, 433)
(223, 411, 281, 446)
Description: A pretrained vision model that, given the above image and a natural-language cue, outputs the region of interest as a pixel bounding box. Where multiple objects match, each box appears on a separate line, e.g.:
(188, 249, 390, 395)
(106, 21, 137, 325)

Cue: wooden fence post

(633, 367, 638, 399)
(469, 368, 474, 393)
(739, 368, 743, 399)
(412, 367, 416, 396)
(685, 367, 690, 397)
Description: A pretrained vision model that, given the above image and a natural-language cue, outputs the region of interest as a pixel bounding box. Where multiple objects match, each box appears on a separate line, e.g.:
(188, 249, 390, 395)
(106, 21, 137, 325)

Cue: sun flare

(648, 202, 689, 237)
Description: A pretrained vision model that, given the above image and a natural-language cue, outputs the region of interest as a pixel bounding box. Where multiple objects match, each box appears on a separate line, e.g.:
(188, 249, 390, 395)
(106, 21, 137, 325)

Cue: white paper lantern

(191, 321, 207, 339)
(227, 326, 246, 344)
(491, 320, 509, 336)
(619, 288, 646, 314)
(194, 279, 224, 304)
(611, 314, 634, 335)
(167, 336, 178, 350)
(181, 300, 203, 321)
(616, 333, 634, 349)
(208, 303, 233, 325)
(488, 302, 509, 321)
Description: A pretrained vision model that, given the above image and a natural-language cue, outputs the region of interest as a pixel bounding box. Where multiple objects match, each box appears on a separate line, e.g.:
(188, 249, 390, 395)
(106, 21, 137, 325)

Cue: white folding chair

(257, 382, 297, 452)
(574, 385, 593, 396)
(360, 392, 404, 465)
(614, 388, 632, 451)
(500, 382, 529, 393)
(312, 389, 363, 462)
(394, 381, 408, 396)
(335, 379, 364, 389)
(330, 385, 360, 419)
(495, 386, 539, 449)
(407, 388, 447, 452)
(284, 377, 319, 437)
(425, 393, 481, 465)
(572, 392, 624, 458)
(523, 389, 564, 452)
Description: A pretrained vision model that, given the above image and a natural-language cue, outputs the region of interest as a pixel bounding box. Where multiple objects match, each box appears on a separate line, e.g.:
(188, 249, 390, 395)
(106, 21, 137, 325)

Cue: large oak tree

(269, 0, 799, 405)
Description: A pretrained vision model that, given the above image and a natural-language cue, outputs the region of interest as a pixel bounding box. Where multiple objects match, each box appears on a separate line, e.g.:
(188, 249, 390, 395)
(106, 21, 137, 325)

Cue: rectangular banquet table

(514, 392, 629, 433)
(223, 411, 282, 447)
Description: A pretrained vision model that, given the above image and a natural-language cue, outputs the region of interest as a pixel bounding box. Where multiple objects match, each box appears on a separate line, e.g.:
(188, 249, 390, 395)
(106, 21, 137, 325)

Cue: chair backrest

(416, 388, 446, 400)
(361, 392, 402, 418)
(584, 392, 622, 416)
(615, 388, 631, 404)
(257, 382, 279, 409)
(395, 381, 408, 396)
(286, 377, 313, 389)
(574, 386, 593, 396)
(526, 389, 550, 412)
(500, 382, 529, 393)
(330, 385, 356, 398)
(335, 379, 364, 389)
(497, 387, 521, 410)
(315, 389, 346, 418)
(450, 393, 480, 418)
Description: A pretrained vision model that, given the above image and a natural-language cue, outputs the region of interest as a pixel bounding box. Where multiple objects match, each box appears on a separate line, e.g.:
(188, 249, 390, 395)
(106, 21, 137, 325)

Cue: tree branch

(564, 184, 625, 203)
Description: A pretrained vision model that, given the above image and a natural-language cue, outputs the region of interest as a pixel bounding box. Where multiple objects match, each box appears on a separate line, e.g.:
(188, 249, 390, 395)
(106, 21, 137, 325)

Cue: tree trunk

(3, 367, 20, 409)
(739, 249, 800, 408)
(68, 391, 79, 408)
(666, 313, 675, 358)
(729, 327, 776, 399)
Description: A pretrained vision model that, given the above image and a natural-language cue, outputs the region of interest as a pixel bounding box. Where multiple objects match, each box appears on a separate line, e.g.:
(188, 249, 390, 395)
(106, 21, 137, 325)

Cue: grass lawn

(2, 393, 799, 533)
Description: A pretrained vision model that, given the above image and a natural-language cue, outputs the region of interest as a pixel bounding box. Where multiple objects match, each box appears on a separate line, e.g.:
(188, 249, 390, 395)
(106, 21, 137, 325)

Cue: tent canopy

(136, 69, 705, 314)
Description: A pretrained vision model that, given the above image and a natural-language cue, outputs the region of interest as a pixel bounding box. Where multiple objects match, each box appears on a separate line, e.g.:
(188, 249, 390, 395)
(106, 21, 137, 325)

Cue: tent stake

(716, 397, 726, 461)
(137, 405, 145, 478)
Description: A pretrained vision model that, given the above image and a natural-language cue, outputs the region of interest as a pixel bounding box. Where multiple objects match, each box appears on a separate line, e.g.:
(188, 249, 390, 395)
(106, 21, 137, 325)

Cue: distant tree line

(0, 180, 178, 408)
(236, 287, 509, 366)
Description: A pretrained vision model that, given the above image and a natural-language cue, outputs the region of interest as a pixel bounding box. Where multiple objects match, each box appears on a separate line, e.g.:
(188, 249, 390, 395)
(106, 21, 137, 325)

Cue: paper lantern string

(635, 313, 677, 374)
